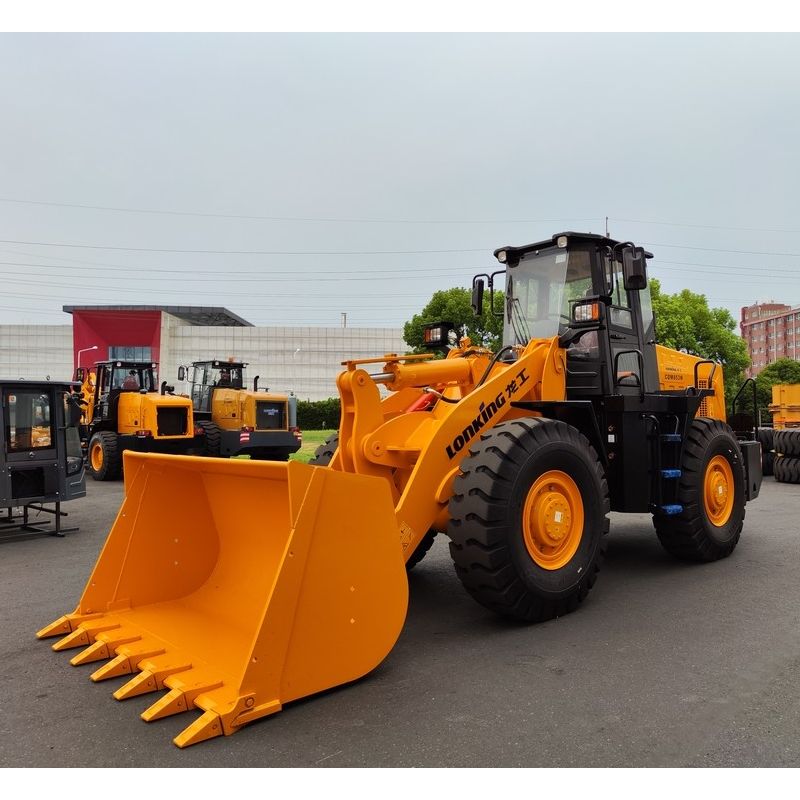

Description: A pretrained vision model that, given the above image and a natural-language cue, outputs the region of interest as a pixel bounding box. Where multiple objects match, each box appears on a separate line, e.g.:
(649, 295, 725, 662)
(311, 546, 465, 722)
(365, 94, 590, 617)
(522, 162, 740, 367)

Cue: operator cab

(94, 361, 158, 419)
(475, 232, 656, 398)
(187, 360, 247, 413)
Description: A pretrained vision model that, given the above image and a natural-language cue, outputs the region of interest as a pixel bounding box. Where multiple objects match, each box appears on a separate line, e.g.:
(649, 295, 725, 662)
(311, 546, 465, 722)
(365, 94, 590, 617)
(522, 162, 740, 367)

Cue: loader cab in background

(186, 360, 246, 413)
(179, 359, 301, 461)
(76, 360, 203, 481)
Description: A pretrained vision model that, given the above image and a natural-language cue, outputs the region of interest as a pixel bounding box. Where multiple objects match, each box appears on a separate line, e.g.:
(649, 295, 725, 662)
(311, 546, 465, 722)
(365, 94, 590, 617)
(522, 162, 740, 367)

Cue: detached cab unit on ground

(0, 379, 86, 536)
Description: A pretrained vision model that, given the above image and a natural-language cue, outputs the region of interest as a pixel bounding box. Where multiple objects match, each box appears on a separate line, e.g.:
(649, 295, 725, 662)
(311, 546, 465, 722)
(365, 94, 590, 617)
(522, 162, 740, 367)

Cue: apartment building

(740, 302, 800, 377)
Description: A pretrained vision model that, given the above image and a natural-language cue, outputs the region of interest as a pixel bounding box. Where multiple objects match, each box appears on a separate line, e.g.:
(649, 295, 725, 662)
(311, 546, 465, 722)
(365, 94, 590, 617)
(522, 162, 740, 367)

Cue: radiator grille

(698, 379, 709, 417)
(256, 401, 285, 430)
(157, 407, 188, 436)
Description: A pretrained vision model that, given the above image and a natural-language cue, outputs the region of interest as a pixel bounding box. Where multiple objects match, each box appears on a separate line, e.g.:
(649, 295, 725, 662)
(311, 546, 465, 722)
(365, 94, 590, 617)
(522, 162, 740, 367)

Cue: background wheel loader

(178, 359, 301, 461)
(40, 232, 762, 747)
(75, 360, 204, 480)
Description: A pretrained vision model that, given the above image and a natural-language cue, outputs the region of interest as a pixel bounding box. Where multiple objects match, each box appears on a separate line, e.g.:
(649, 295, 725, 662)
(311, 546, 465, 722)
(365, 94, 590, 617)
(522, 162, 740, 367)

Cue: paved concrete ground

(1, 475, 798, 767)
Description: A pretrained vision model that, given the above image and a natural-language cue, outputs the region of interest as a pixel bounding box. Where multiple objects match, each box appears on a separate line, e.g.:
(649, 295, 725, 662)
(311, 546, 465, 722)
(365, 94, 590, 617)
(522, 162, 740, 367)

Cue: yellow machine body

(79, 367, 195, 440)
(769, 384, 800, 429)
(655, 345, 727, 421)
(114, 392, 195, 439)
(210, 387, 290, 433)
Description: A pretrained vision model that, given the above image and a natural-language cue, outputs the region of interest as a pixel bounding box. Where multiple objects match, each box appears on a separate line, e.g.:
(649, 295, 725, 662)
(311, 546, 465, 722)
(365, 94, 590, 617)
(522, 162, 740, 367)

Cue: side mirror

(471, 278, 485, 316)
(177, 365, 186, 381)
(622, 246, 648, 290)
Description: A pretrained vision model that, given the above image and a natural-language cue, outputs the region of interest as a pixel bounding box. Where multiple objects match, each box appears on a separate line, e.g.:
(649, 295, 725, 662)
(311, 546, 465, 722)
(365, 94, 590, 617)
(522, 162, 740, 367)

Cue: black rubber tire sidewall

(775, 429, 800, 457)
(89, 431, 121, 481)
(504, 439, 606, 598)
(309, 433, 339, 466)
(696, 429, 746, 548)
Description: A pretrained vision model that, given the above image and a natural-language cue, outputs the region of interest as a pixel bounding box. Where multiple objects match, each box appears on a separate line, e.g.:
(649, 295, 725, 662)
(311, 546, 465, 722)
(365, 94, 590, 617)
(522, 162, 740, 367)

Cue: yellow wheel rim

(90, 441, 104, 472)
(704, 455, 734, 526)
(522, 470, 584, 570)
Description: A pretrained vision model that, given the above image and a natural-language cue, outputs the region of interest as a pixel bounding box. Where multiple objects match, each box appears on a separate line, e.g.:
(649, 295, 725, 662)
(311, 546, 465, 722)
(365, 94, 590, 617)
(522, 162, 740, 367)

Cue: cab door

(604, 256, 648, 394)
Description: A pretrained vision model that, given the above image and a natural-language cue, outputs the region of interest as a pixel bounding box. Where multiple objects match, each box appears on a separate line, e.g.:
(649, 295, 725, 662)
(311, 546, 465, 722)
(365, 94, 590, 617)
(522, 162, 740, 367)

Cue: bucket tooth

(52, 628, 93, 652)
(174, 710, 223, 749)
(72, 630, 143, 666)
(52, 621, 120, 652)
(114, 669, 160, 700)
(91, 643, 165, 682)
(71, 640, 113, 666)
(141, 688, 190, 721)
(36, 612, 102, 640)
(142, 675, 223, 722)
(114, 662, 191, 700)
(90, 653, 134, 682)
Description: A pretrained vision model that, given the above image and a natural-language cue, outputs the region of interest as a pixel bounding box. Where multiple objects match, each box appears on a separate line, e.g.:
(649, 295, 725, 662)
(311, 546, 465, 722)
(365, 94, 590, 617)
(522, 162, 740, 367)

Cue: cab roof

(493, 232, 652, 262)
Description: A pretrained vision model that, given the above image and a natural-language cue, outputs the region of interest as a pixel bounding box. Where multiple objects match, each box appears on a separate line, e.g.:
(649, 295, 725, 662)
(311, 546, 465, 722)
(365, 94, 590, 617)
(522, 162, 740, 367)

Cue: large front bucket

(37, 452, 408, 747)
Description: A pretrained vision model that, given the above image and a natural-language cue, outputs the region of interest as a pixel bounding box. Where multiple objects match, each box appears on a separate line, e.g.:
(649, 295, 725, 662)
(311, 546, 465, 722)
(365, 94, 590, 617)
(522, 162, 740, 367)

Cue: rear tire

(448, 418, 609, 623)
(197, 421, 221, 457)
(774, 429, 800, 457)
(773, 455, 800, 483)
(88, 431, 122, 481)
(653, 418, 745, 562)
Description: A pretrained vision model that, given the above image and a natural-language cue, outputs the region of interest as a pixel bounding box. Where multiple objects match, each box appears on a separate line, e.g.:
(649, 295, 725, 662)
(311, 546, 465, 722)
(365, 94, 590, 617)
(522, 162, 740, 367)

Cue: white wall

(162, 323, 406, 401)
(0, 320, 407, 400)
(0, 324, 73, 381)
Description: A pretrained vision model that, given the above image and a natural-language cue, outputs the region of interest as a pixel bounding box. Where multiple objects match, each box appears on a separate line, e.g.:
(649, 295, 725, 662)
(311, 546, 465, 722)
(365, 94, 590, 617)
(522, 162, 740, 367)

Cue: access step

(660, 434, 682, 443)
(656, 504, 684, 516)
(660, 469, 682, 479)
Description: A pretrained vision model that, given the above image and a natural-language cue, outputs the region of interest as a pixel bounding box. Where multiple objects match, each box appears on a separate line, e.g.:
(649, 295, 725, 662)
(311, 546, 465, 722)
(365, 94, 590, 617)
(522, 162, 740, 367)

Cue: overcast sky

(1, 33, 799, 329)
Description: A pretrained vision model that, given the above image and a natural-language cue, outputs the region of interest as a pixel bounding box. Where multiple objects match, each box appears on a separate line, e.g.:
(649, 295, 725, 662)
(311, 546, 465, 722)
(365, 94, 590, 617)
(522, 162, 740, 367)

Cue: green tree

(403, 286, 505, 353)
(651, 278, 750, 405)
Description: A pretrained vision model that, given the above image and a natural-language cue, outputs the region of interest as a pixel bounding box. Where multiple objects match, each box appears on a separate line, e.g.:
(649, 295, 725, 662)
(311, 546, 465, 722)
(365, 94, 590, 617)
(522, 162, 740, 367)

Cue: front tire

(448, 418, 609, 622)
(88, 431, 122, 481)
(653, 418, 745, 562)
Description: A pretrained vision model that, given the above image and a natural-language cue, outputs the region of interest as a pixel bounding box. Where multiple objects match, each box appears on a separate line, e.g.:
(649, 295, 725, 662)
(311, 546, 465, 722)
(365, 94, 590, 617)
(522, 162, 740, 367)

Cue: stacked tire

(773, 429, 800, 484)
(756, 427, 774, 477)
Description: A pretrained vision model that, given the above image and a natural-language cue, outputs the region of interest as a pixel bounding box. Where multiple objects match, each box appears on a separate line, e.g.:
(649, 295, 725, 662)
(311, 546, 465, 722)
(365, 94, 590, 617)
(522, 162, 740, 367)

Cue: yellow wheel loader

(39, 233, 762, 747)
(75, 361, 204, 481)
(179, 360, 301, 461)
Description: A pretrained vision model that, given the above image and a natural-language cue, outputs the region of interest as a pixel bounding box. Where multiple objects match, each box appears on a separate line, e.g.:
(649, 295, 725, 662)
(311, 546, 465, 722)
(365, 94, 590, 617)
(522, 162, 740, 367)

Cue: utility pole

(341, 312, 347, 328)
(605, 216, 609, 237)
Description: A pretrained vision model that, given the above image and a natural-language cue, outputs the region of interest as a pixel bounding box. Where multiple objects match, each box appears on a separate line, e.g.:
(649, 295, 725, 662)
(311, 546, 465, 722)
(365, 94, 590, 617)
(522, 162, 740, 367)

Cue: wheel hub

(704, 455, 734, 526)
(523, 470, 584, 570)
(90, 442, 104, 472)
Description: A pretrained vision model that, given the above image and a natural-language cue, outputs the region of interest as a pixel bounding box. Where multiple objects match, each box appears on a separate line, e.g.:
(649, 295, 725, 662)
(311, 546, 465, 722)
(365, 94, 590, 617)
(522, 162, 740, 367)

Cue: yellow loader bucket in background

(37, 452, 408, 747)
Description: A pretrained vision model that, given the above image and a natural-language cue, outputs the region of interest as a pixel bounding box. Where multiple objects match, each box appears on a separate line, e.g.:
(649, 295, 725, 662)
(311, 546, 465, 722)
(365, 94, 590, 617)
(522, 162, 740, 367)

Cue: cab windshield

(110, 366, 155, 392)
(503, 247, 594, 347)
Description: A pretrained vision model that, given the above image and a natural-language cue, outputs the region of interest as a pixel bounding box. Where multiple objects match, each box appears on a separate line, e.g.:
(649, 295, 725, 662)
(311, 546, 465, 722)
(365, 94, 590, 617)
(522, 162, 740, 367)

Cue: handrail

(612, 348, 645, 401)
(693, 359, 718, 390)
